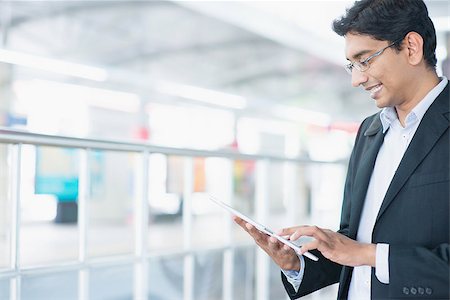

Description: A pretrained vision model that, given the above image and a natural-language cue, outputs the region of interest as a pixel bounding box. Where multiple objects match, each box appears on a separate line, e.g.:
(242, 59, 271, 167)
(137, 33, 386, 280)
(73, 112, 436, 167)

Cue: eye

(359, 59, 369, 67)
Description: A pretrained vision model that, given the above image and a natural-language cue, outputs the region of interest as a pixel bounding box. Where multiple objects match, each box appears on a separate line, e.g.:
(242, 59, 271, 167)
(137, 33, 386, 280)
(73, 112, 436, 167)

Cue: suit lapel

(348, 118, 385, 238)
(375, 84, 450, 223)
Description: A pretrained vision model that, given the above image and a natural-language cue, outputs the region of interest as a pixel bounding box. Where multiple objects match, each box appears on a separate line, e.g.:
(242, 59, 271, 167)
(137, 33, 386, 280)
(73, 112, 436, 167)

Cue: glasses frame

(345, 39, 402, 75)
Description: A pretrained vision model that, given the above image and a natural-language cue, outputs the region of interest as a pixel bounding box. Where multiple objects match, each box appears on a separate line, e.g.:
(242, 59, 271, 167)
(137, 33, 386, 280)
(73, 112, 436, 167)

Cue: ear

(404, 32, 424, 66)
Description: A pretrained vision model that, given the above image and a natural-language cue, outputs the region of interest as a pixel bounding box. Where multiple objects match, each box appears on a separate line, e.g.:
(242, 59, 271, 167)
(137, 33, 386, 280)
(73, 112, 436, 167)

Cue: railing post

(183, 157, 194, 300)
(10, 143, 22, 300)
(255, 159, 270, 300)
(134, 150, 149, 300)
(222, 158, 234, 300)
(78, 148, 90, 300)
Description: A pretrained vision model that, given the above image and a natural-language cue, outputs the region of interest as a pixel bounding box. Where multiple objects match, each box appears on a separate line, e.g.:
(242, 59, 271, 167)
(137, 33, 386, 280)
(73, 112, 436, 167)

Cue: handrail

(0, 126, 347, 299)
(0, 127, 345, 164)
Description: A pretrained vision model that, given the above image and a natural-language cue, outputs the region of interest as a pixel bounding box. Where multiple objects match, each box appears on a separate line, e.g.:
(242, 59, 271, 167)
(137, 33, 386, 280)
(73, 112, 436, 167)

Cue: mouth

(366, 84, 383, 99)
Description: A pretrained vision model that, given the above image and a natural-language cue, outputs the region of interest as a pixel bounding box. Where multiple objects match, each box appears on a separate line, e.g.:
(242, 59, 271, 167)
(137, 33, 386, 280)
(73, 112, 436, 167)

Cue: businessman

(234, 0, 449, 299)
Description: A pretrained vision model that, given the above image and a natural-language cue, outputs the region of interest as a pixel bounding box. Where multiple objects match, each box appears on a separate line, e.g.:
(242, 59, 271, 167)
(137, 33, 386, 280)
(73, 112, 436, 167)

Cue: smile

(367, 84, 383, 99)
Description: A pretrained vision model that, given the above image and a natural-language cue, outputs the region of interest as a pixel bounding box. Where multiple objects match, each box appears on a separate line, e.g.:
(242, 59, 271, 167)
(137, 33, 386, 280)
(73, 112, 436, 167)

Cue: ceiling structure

(1, 0, 449, 124)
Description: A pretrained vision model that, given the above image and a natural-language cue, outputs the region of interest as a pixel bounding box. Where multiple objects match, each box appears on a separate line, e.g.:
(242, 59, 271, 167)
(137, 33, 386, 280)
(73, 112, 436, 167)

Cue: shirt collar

(379, 76, 448, 133)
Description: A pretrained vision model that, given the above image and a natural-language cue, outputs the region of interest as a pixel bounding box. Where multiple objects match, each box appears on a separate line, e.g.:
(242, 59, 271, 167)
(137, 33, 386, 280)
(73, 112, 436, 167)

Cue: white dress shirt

(283, 77, 448, 299)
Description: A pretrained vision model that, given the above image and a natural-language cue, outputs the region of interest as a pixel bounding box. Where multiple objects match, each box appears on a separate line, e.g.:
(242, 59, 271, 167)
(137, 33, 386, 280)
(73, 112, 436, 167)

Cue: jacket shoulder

(355, 111, 382, 139)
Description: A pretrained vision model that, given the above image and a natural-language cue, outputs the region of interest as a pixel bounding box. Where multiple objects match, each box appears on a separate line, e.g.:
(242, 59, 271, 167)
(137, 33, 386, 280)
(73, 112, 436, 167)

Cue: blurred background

(0, 1, 448, 299)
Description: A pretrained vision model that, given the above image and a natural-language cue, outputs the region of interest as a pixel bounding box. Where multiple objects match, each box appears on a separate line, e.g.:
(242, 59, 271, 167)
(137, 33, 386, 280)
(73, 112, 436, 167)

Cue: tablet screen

(209, 196, 318, 261)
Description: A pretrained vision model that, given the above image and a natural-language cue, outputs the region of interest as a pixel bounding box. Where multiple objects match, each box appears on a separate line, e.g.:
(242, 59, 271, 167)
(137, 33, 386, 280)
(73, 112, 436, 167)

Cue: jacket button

(403, 287, 410, 295)
(410, 287, 417, 295)
(426, 288, 433, 295)
(418, 287, 424, 295)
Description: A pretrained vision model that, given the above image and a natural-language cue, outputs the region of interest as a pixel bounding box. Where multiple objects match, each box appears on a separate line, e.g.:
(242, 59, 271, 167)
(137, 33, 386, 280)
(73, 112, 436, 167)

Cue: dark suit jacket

(282, 83, 450, 299)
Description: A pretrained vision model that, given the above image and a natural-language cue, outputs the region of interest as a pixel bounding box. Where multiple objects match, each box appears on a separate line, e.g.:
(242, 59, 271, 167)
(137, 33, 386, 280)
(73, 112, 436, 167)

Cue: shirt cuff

(375, 243, 390, 284)
(281, 254, 305, 292)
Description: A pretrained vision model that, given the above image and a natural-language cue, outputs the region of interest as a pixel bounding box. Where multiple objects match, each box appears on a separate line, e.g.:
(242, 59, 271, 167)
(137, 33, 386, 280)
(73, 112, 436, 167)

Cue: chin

(374, 100, 386, 109)
(374, 96, 393, 109)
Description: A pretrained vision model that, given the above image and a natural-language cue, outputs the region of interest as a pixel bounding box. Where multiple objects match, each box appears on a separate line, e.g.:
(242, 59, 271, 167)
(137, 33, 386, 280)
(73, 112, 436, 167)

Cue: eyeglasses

(345, 39, 401, 75)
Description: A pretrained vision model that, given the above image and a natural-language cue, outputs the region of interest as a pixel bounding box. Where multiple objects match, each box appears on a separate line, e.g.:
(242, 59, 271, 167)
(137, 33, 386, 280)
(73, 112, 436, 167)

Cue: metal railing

(0, 127, 345, 300)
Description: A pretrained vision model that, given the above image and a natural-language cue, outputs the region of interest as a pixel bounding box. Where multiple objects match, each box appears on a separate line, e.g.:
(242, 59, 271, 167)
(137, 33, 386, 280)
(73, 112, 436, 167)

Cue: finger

(271, 243, 291, 255)
(233, 215, 247, 227)
(277, 226, 303, 236)
(282, 244, 292, 252)
(291, 225, 328, 242)
(245, 223, 258, 235)
(299, 240, 319, 255)
(266, 237, 283, 253)
(245, 224, 270, 242)
(233, 217, 261, 239)
(289, 226, 310, 241)
(269, 236, 278, 244)
(254, 232, 272, 247)
(266, 238, 293, 255)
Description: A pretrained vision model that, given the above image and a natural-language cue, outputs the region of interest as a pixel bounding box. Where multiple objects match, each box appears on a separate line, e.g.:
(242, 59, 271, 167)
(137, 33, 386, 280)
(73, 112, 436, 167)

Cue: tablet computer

(210, 196, 318, 261)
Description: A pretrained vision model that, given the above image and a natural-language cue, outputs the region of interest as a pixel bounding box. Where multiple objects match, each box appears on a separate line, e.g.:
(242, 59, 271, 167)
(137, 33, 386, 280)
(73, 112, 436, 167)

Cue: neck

(395, 70, 440, 126)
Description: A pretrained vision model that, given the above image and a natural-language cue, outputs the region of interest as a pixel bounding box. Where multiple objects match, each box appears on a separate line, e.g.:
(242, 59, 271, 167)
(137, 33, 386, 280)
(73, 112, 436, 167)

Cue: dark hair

(332, 0, 437, 69)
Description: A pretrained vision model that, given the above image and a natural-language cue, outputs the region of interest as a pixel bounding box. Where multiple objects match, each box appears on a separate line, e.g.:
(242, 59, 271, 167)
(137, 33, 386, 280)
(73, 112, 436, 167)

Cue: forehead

(344, 33, 386, 60)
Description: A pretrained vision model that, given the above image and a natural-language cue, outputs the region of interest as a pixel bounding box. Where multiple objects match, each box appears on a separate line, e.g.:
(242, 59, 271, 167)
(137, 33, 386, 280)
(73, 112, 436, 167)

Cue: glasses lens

(358, 62, 368, 72)
(345, 64, 353, 74)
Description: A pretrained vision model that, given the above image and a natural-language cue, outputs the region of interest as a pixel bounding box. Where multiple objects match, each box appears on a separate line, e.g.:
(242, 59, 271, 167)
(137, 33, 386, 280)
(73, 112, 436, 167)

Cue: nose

(351, 68, 368, 87)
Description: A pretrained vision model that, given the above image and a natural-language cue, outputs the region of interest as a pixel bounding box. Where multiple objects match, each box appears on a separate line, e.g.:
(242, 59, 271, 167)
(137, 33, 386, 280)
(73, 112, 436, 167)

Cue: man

(234, 0, 449, 299)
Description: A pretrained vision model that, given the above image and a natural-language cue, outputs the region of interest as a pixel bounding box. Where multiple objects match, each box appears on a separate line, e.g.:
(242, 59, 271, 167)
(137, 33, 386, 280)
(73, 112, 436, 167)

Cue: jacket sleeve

(281, 250, 342, 299)
(388, 244, 450, 298)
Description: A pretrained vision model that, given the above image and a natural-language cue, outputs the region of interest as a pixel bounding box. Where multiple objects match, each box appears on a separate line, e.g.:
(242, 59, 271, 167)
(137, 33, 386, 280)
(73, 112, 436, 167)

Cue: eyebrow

(346, 49, 372, 61)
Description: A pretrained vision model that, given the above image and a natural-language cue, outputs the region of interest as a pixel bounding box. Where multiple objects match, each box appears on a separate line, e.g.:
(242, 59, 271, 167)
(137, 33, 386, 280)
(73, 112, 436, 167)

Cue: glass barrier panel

(191, 157, 230, 248)
(231, 160, 256, 244)
(0, 278, 10, 300)
(265, 161, 309, 231)
(193, 251, 223, 300)
(306, 162, 345, 229)
(89, 264, 133, 299)
(262, 161, 290, 233)
(233, 247, 256, 300)
(20, 145, 79, 266)
(0, 144, 12, 269)
(148, 154, 183, 252)
(87, 150, 135, 258)
(269, 258, 289, 299)
(148, 255, 184, 299)
(21, 271, 78, 300)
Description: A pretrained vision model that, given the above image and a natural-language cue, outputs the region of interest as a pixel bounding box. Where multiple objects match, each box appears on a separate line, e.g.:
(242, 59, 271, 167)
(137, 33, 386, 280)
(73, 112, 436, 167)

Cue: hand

(279, 225, 376, 267)
(233, 216, 301, 271)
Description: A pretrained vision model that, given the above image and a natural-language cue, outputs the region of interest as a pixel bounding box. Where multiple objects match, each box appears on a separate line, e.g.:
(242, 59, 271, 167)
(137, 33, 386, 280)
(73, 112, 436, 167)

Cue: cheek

(371, 64, 403, 90)
(378, 57, 408, 82)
